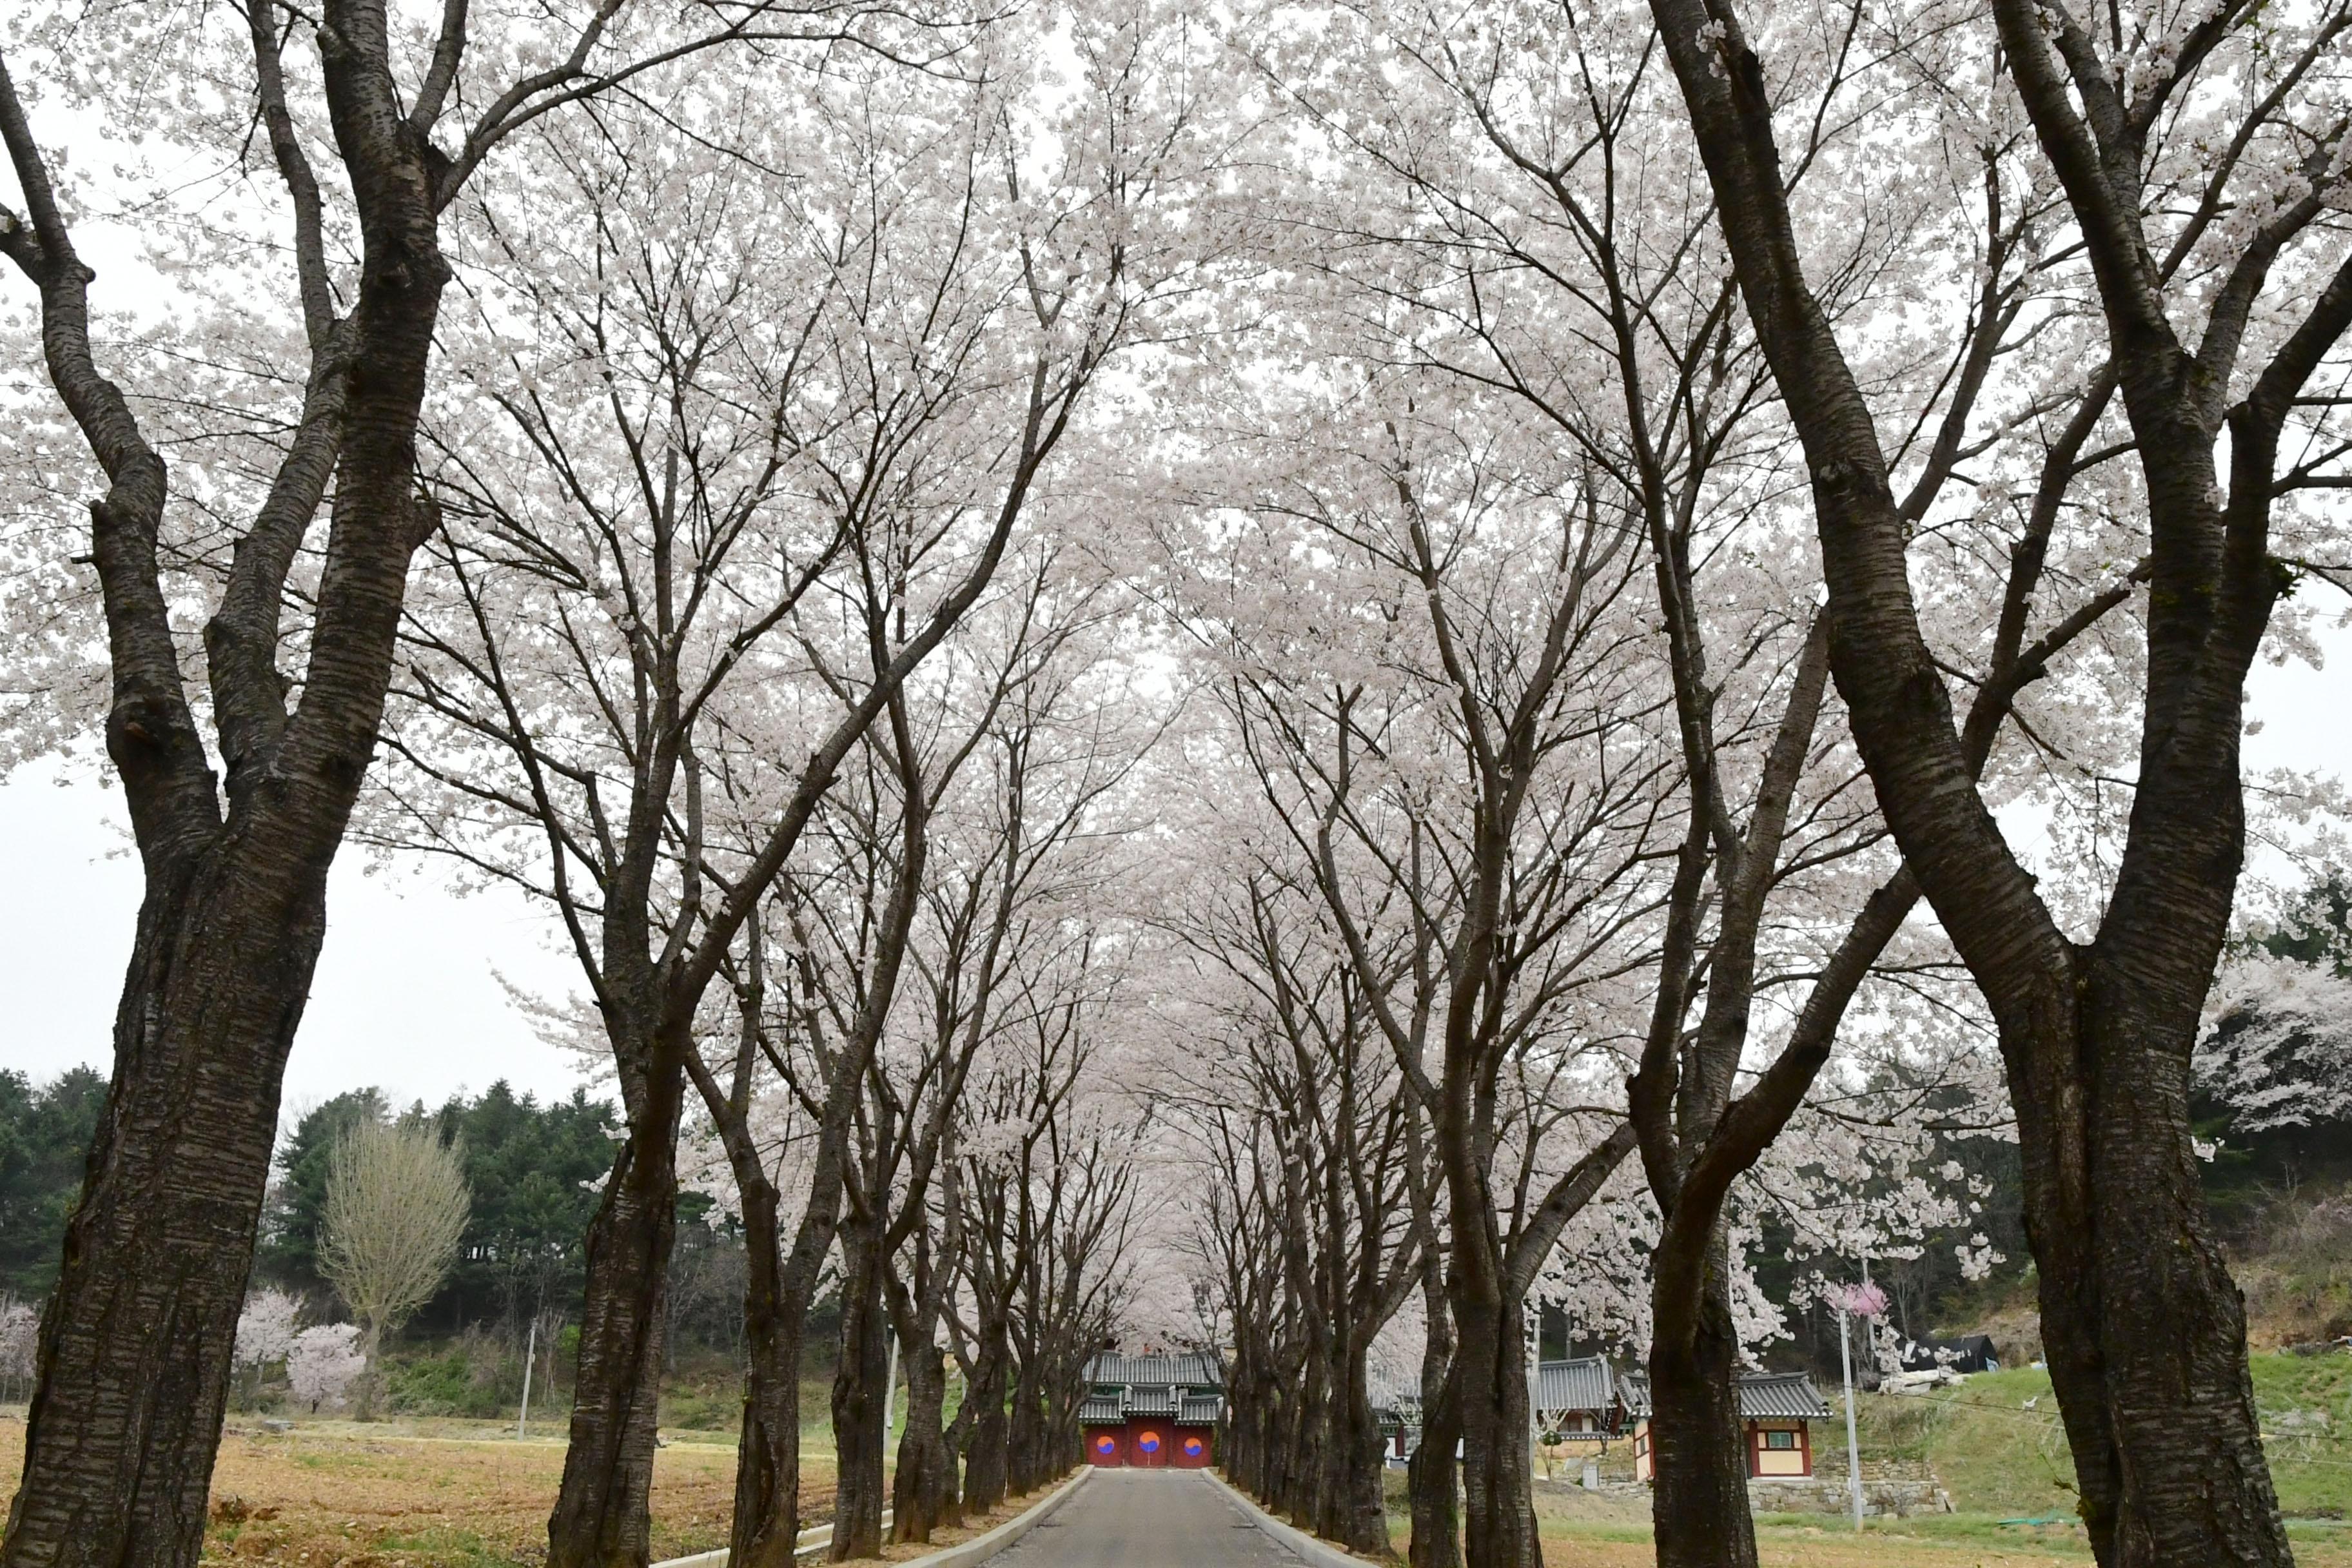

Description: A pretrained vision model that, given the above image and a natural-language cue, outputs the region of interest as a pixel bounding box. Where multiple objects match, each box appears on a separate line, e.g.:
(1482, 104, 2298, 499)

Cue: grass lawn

(1384, 1351, 2352, 1566)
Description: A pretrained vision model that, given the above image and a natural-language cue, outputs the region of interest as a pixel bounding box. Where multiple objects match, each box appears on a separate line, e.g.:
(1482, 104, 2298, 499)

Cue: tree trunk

(1331, 1349, 1395, 1558)
(1409, 1367, 1463, 1568)
(726, 1177, 807, 1568)
(547, 1054, 686, 1568)
(1006, 1355, 1046, 1496)
(1453, 1289, 1540, 1568)
(2007, 961, 2288, 1567)
(1647, 1246, 1757, 1568)
(829, 1231, 890, 1560)
(892, 1340, 958, 1542)
(355, 1318, 384, 1422)
(1407, 1282, 1462, 1568)
(0, 861, 329, 1568)
(961, 1329, 1010, 1513)
(0, 12, 452, 1558)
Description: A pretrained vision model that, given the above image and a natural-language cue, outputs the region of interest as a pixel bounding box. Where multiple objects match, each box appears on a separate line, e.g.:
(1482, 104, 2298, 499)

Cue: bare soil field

(0, 1416, 765, 1567)
(0, 1416, 1066, 1568)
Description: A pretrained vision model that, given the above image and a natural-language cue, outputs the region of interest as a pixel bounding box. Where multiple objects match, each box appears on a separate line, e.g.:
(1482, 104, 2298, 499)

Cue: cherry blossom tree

(231, 1288, 300, 1408)
(285, 1324, 365, 1415)
(0, 5, 877, 1561)
(0, 1298, 35, 1406)
(1638, 0, 2352, 1554)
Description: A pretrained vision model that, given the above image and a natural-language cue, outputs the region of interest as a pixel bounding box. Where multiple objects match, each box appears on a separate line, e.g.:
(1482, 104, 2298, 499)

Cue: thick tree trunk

(0, 861, 328, 1568)
(1330, 1350, 1395, 1558)
(547, 1055, 686, 1568)
(829, 1231, 890, 1560)
(2004, 963, 2288, 1567)
(1453, 1290, 1540, 1568)
(961, 1331, 1010, 1513)
(1006, 1356, 1046, 1495)
(1647, 1251, 1758, 1568)
(1407, 1283, 1462, 1568)
(726, 1179, 807, 1568)
(0, 12, 451, 1561)
(892, 1341, 959, 1542)
(1409, 1369, 1464, 1568)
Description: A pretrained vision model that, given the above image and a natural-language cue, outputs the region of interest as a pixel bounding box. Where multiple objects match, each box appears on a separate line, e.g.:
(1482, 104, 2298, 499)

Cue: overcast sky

(1, 758, 591, 1118)
(3, 621, 2346, 1120)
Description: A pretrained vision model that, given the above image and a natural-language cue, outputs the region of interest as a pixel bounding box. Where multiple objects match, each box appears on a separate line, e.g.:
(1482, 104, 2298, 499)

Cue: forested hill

(0, 1078, 622, 1334)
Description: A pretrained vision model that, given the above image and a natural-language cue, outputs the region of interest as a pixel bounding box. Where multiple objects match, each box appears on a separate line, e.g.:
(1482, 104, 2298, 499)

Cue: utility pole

(1527, 1298, 1541, 1480)
(1838, 1305, 1863, 1530)
(518, 1319, 537, 1442)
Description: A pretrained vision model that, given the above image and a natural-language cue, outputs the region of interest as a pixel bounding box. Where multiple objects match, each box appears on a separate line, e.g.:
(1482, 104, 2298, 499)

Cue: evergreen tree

(0, 1067, 106, 1299)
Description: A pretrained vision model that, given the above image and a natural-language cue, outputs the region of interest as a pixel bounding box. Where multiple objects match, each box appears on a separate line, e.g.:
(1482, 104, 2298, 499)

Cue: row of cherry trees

(2, 0, 2346, 1565)
(0, 3, 1204, 1566)
(1137, 0, 2349, 1564)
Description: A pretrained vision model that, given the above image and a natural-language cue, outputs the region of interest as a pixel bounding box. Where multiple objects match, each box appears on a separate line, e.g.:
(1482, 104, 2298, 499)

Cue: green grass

(1801, 1354, 2352, 1521)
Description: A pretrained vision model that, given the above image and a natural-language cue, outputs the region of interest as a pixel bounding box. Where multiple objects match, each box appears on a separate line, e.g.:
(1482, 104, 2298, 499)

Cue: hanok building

(1079, 1353, 1224, 1469)
(1371, 1383, 1423, 1462)
(1620, 1369, 1835, 1480)
(1534, 1355, 1629, 1445)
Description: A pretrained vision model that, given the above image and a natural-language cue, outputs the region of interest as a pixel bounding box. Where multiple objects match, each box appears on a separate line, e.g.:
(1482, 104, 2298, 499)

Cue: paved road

(993, 1471, 1300, 1566)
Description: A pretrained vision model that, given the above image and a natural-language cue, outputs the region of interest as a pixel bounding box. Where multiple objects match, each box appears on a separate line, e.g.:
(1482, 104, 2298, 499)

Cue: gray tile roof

(1369, 1383, 1421, 1424)
(1534, 1356, 1616, 1416)
(1083, 1352, 1222, 1389)
(1617, 1369, 1832, 1422)
(1735, 1372, 1834, 1420)
(1080, 1395, 1122, 1424)
(1126, 1387, 1178, 1416)
(1178, 1395, 1223, 1426)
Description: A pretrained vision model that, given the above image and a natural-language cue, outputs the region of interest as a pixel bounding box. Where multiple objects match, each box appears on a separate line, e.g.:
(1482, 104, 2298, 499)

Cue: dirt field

(0, 1417, 765, 1567)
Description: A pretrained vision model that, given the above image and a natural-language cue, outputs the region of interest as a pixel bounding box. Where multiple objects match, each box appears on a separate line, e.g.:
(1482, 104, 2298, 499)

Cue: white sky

(3, 625, 2344, 1115)
(0, 758, 591, 1117)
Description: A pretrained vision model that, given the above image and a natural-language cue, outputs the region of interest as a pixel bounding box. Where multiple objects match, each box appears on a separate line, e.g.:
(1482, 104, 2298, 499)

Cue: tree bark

(725, 1177, 805, 1568)
(961, 1326, 1011, 1513)
(1, 865, 329, 1568)
(892, 1340, 959, 1541)
(1329, 1346, 1393, 1557)
(547, 1052, 685, 1568)
(1450, 1288, 1542, 1568)
(0, 7, 449, 1561)
(830, 1229, 890, 1560)
(1647, 1246, 1756, 1568)
(1636, 2, 2352, 1559)
(1407, 1278, 1462, 1568)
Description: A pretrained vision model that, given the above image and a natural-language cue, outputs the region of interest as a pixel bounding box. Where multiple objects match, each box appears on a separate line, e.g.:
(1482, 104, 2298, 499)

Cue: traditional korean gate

(1128, 1422, 1170, 1468)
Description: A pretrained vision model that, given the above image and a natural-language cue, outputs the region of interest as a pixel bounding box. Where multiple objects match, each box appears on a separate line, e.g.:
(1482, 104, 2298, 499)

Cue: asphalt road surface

(990, 1471, 1303, 1566)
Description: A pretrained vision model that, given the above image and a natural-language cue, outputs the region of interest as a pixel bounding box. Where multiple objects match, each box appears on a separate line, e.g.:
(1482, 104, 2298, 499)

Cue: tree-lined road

(994, 1473, 1299, 1567)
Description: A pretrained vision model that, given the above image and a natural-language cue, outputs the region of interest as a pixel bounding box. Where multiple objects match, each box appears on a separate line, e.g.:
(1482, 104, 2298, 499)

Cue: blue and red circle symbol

(1094, 1435, 1117, 1456)
(1138, 1430, 1162, 1455)
(1183, 1436, 1204, 1458)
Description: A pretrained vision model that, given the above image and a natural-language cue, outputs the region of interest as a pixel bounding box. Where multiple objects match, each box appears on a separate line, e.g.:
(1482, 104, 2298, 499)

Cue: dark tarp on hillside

(1899, 1333, 1999, 1373)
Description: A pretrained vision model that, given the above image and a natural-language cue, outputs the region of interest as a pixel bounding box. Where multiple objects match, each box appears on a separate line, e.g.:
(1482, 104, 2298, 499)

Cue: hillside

(1807, 1355, 2351, 1536)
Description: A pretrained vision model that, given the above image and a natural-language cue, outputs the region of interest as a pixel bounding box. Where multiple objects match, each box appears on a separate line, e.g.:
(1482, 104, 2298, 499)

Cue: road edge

(651, 1467, 1090, 1568)
(895, 1467, 1093, 1568)
(1200, 1467, 1384, 1568)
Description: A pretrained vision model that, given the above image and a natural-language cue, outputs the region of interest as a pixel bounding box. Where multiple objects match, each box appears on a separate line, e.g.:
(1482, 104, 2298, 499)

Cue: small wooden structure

(1080, 1352, 1222, 1469)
